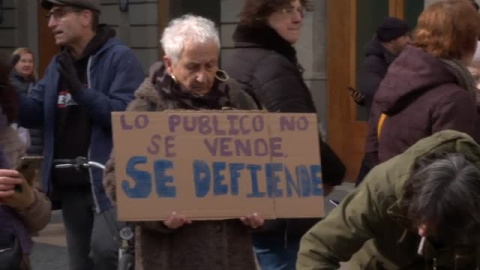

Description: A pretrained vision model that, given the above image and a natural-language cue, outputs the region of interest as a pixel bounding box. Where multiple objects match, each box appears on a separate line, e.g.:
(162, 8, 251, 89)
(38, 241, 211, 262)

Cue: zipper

(87, 56, 93, 89)
(88, 146, 100, 213)
(86, 56, 101, 213)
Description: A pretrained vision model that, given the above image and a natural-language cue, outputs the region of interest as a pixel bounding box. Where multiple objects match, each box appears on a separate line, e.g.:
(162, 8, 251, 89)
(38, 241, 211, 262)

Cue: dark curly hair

(239, 0, 311, 25)
(0, 55, 19, 124)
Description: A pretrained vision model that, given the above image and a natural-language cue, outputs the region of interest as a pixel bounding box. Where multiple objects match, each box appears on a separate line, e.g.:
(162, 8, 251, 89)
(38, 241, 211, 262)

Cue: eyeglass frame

(279, 5, 309, 17)
(45, 6, 84, 22)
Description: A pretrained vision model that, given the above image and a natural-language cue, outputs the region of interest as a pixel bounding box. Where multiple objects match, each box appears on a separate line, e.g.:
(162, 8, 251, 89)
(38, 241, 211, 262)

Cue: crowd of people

(1, 0, 480, 269)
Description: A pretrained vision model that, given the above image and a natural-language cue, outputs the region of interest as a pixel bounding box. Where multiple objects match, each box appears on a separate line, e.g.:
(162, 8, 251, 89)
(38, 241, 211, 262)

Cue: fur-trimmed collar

(233, 23, 298, 65)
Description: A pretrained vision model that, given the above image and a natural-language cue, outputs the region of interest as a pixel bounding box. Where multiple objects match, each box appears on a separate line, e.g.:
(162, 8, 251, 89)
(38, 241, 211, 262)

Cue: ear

(81, 10, 93, 27)
(164, 55, 174, 75)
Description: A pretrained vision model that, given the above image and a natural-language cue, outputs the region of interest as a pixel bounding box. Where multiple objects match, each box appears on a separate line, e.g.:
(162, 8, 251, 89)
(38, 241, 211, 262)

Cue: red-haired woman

(365, 0, 480, 168)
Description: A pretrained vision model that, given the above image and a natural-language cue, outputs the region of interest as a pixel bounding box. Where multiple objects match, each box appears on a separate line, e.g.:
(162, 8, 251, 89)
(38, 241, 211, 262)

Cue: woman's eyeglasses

(280, 6, 307, 17)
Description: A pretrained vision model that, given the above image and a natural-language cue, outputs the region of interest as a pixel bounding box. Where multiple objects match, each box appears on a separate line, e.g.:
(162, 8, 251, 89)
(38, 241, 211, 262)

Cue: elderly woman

(224, 0, 345, 269)
(103, 15, 262, 270)
(365, 0, 480, 169)
(0, 57, 51, 269)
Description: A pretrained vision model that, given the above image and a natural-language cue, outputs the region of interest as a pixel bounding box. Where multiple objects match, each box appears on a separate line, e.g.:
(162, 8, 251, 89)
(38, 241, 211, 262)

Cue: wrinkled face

(390, 34, 412, 55)
(15, 53, 34, 78)
(164, 40, 219, 96)
(47, 6, 91, 46)
(267, 0, 305, 44)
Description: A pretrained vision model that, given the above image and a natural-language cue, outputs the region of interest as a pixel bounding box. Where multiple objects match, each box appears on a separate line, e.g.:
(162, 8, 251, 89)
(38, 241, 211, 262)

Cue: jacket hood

(375, 45, 457, 115)
(79, 25, 116, 60)
(61, 25, 116, 60)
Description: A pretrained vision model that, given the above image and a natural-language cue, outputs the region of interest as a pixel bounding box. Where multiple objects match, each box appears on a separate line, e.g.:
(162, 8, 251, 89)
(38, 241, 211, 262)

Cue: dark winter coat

(358, 37, 396, 112)
(18, 27, 145, 212)
(365, 45, 480, 167)
(224, 23, 345, 239)
(10, 71, 43, 156)
(103, 62, 258, 270)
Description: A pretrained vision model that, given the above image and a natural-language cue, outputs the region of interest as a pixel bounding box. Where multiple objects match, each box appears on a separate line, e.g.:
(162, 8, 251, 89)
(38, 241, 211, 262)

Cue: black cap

(376, 17, 410, 42)
(41, 0, 101, 12)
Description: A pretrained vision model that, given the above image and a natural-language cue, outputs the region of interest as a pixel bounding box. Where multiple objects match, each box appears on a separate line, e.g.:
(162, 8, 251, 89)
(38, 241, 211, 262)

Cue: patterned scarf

(152, 64, 232, 110)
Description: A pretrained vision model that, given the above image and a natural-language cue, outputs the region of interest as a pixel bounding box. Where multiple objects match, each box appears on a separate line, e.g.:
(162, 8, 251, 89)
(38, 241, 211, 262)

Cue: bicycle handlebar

(52, 157, 106, 170)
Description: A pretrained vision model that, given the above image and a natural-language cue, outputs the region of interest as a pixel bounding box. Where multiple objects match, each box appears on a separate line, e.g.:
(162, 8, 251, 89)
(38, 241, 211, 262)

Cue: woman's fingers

(240, 213, 264, 229)
(163, 212, 191, 229)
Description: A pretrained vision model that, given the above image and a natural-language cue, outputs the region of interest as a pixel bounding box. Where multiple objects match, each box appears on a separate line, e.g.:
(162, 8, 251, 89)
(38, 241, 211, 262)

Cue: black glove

(57, 51, 83, 95)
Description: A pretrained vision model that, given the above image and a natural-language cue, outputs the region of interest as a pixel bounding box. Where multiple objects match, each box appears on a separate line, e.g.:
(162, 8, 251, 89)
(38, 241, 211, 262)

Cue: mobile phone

(347, 86, 360, 95)
(15, 156, 43, 192)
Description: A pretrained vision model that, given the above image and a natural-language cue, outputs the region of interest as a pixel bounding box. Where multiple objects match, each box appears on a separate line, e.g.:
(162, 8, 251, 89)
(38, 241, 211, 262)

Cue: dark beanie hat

(376, 17, 410, 42)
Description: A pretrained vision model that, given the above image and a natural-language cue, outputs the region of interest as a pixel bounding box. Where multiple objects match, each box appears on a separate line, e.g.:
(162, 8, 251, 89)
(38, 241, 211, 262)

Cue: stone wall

(0, 0, 39, 58)
(100, 0, 160, 72)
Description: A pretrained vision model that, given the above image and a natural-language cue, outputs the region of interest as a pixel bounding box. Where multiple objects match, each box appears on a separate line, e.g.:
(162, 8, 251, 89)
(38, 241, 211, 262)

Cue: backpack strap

(377, 113, 387, 139)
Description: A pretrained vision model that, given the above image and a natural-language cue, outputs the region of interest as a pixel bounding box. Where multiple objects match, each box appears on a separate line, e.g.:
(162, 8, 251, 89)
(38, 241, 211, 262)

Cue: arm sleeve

(297, 180, 384, 269)
(358, 57, 385, 110)
(252, 56, 317, 113)
(70, 49, 145, 129)
(17, 190, 52, 233)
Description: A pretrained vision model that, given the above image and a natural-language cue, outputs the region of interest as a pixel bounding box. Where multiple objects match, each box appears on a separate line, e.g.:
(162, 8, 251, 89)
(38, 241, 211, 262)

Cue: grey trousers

(60, 189, 123, 270)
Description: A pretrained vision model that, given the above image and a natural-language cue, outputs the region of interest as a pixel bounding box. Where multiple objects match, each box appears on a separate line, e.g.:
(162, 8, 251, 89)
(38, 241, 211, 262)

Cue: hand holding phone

(15, 156, 43, 190)
(347, 86, 365, 105)
(0, 169, 36, 210)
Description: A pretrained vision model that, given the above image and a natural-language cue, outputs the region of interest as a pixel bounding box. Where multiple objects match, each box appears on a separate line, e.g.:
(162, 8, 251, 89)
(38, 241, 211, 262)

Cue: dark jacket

(10, 71, 43, 156)
(103, 63, 258, 270)
(18, 34, 145, 212)
(225, 24, 345, 238)
(298, 130, 480, 270)
(358, 37, 396, 112)
(365, 45, 480, 167)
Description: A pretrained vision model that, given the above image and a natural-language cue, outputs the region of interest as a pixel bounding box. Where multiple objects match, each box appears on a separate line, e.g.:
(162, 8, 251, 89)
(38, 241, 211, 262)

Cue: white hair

(161, 15, 220, 64)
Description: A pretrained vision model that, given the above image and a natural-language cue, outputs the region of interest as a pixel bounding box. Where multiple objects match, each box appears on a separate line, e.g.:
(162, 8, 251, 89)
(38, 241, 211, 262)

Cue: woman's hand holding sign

(240, 212, 264, 229)
(163, 211, 192, 229)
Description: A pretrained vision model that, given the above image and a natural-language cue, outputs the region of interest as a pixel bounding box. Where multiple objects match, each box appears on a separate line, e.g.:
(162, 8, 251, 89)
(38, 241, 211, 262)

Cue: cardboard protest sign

(112, 111, 324, 221)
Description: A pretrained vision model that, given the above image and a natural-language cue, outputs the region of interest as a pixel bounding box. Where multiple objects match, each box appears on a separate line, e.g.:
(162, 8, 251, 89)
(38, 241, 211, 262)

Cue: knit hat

(376, 17, 410, 42)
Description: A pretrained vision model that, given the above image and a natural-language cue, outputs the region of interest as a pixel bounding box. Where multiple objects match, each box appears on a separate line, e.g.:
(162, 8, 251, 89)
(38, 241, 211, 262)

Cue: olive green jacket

(297, 130, 480, 270)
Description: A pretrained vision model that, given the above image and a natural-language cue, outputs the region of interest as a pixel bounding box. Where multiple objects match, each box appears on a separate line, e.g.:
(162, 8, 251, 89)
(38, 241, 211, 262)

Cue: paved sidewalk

(31, 210, 68, 270)
(29, 183, 355, 269)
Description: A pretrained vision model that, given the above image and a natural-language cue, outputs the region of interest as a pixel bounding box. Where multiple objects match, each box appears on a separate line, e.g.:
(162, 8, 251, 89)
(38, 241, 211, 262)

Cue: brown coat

(0, 125, 51, 269)
(103, 64, 258, 270)
(365, 46, 480, 167)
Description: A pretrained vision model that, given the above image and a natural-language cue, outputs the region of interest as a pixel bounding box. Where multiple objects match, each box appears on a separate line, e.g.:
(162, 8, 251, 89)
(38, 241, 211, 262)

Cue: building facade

(0, 0, 474, 180)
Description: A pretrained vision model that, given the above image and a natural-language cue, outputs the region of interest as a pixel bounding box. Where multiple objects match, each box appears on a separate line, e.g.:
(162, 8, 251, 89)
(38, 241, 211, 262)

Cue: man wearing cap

(355, 17, 411, 185)
(17, 0, 144, 269)
(358, 17, 411, 113)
